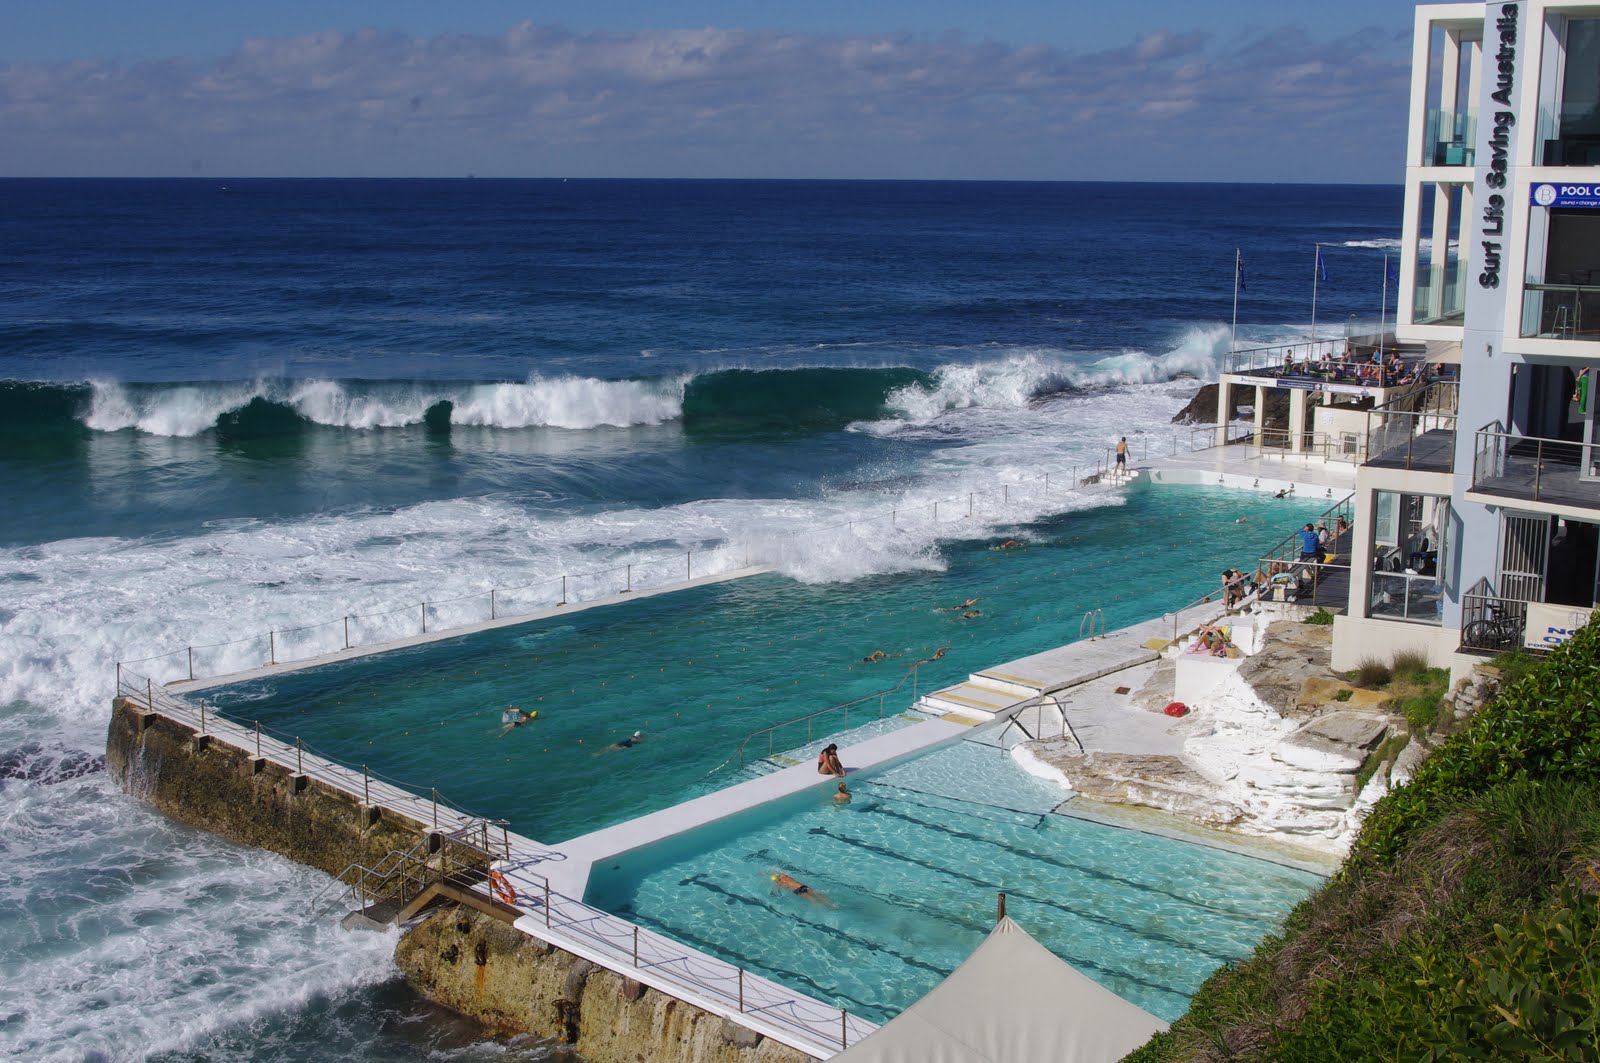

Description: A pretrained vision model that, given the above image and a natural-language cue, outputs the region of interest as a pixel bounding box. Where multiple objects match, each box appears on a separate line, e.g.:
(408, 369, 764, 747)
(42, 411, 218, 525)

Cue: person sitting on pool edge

(770, 871, 834, 907)
(817, 743, 844, 777)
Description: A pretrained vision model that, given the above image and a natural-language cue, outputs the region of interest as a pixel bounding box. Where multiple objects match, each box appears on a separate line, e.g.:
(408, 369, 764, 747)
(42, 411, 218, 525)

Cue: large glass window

(1413, 182, 1467, 326)
(1539, 18, 1600, 165)
(1369, 491, 1450, 625)
(1423, 24, 1480, 165)
(1521, 209, 1600, 339)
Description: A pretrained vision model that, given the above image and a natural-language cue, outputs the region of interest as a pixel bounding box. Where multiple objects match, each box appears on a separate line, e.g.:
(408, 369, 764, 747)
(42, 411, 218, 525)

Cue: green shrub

(1389, 648, 1431, 681)
(1494, 647, 1542, 688)
(1333, 688, 1354, 702)
(1351, 618, 1600, 871)
(1303, 607, 1335, 626)
(1353, 657, 1392, 688)
(1400, 694, 1440, 733)
(1354, 733, 1409, 792)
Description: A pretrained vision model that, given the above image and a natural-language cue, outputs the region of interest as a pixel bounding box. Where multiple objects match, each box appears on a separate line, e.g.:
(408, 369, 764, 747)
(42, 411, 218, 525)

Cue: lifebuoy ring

(489, 870, 518, 905)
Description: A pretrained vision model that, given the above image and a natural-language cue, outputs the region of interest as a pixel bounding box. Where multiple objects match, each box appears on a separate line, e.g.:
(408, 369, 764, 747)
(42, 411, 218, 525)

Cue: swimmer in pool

(498, 706, 536, 735)
(862, 649, 888, 663)
(833, 782, 852, 803)
(593, 730, 643, 755)
(936, 597, 982, 612)
(770, 872, 834, 907)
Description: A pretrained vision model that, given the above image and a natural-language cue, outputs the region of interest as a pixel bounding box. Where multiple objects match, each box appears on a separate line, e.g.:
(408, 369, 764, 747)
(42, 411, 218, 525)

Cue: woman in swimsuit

(817, 743, 844, 777)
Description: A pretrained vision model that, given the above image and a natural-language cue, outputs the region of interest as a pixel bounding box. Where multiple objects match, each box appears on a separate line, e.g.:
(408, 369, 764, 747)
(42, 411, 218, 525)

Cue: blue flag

(1236, 250, 1246, 293)
(1316, 247, 1328, 283)
(1385, 257, 1398, 286)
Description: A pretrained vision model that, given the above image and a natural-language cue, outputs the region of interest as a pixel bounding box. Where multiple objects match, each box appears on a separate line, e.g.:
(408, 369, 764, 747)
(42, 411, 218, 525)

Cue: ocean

(0, 178, 1399, 1061)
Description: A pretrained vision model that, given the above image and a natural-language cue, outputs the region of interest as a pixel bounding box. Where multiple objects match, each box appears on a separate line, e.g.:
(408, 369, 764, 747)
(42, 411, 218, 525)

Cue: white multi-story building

(1332, 1, 1600, 671)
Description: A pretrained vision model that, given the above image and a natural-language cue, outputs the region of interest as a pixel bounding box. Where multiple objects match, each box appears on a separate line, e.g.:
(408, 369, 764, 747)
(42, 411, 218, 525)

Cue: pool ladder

(1077, 608, 1105, 642)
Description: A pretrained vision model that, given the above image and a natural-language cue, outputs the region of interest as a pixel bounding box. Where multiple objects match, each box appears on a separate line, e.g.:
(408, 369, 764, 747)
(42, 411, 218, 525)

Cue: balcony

(1423, 108, 1476, 166)
(1363, 381, 1458, 473)
(1413, 262, 1465, 326)
(1520, 282, 1600, 340)
(1470, 425, 1600, 512)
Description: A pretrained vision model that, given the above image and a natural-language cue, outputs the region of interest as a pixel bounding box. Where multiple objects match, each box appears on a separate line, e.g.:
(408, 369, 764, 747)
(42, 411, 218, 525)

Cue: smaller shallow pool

(585, 735, 1320, 1024)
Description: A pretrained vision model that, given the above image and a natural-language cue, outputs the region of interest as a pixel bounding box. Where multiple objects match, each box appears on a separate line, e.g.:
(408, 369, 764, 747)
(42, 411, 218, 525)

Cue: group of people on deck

(1278, 346, 1424, 389)
(1217, 515, 1348, 609)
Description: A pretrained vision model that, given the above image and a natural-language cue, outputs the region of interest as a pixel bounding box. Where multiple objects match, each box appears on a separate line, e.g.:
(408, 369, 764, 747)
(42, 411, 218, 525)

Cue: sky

(0, 1, 1422, 181)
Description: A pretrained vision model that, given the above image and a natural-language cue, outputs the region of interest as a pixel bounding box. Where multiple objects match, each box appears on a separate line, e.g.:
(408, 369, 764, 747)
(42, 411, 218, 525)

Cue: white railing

(117, 457, 1175, 689)
(114, 675, 877, 1057)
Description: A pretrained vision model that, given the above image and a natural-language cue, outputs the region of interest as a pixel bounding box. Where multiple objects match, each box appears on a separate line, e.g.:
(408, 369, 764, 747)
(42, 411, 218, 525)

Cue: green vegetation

(1126, 622, 1600, 1062)
(1352, 657, 1391, 688)
(1332, 688, 1353, 702)
(1302, 608, 1335, 626)
(1352, 732, 1408, 793)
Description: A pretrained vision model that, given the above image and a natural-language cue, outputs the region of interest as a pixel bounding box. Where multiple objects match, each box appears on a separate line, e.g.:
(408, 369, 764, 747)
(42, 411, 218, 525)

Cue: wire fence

(113, 672, 876, 1056)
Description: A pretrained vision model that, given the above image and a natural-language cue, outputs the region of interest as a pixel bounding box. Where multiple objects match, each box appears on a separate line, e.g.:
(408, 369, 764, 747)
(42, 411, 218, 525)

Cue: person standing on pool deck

(817, 744, 844, 777)
(1115, 437, 1128, 469)
(1297, 523, 1322, 562)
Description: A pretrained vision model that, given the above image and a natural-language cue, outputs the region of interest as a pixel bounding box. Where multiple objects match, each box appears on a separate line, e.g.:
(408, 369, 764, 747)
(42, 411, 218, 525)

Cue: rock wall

(106, 698, 429, 877)
(396, 907, 815, 1063)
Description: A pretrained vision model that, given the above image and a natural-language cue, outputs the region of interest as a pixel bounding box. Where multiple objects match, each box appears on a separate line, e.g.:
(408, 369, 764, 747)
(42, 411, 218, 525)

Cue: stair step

(340, 900, 401, 931)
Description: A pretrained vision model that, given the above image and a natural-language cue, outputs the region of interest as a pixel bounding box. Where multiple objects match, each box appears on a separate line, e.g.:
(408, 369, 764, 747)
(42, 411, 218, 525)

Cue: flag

(1236, 250, 1246, 293)
(1316, 247, 1328, 283)
(1385, 257, 1399, 286)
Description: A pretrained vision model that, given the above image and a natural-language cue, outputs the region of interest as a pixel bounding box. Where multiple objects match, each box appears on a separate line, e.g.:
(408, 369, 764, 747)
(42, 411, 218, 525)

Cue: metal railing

(1221, 337, 1353, 375)
(1460, 579, 1529, 652)
(116, 457, 1174, 691)
(115, 676, 876, 1056)
(1471, 424, 1598, 504)
(1077, 608, 1105, 642)
(1363, 380, 1459, 472)
(1248, 494, 1356, 611)
(715, 662, 932, 774)
(1219, 426, 1365, 464)
(1521, 282, 1600, 340)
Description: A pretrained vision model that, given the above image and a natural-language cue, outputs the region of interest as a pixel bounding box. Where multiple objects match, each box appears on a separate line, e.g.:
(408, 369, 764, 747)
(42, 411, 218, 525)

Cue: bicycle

(1462, 602, 1522, 651)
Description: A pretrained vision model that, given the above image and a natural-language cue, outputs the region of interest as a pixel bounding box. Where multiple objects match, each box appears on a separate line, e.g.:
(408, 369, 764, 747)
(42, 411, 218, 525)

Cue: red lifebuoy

(489, 870, 518, 905)
(1164, 702, 1189, 718)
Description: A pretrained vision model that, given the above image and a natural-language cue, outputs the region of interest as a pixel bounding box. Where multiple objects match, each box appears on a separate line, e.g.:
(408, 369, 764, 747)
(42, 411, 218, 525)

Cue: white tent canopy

(831, 916, 1168, 1063)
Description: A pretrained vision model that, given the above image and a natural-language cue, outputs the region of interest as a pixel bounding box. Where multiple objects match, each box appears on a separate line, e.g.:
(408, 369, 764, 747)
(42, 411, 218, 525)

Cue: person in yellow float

(498, 705, 537, 735)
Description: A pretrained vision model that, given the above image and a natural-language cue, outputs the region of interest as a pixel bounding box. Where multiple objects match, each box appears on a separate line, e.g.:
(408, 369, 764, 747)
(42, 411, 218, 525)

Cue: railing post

(421, 602, 427, 634)
(561, 575, 567, 606)
(933, 501, 938, 522)
(296, 737, 303, 775)
(432, 788, 439, 829)
(1044, 473, 1050, 496)
(687, 550, 692, 581)
(490, 589, 496, 620)
(255, 720, 262, 758)
(841, 1008, 848, 1049)
(544, 879, 551, 928)
(146, 677, 153, 710)
(967, 492, 973, 517)
(626, 564, 632, 594)
(343, 616, 350, 650)
(633, 925, 639, 966)
(187, 646, 194, 681)
(199, 699, 206, 734)
(891, 508, 896, 528)
(1535, 438, 1544, 499)
(269, 630, 276, 666)
(116, 661, 122, 695)
(363, 764, 370, 806)
(738, 968, 745, 1012)
(1003, 484, 1009, 505)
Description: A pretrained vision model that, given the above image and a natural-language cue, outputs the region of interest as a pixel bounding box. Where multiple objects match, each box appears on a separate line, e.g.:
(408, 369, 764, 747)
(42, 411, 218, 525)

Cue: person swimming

(770, 872, 834, 907)
(593, 730, 643, 755)
(498, 705, 536, 735)
(936, 597, 982, 612)
(833, 781, 852, 803)
(862, 649, 888, 663)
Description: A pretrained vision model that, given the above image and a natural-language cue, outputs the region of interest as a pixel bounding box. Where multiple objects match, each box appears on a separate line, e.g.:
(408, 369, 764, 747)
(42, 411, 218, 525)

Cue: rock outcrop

(396, 907, 814, 1063)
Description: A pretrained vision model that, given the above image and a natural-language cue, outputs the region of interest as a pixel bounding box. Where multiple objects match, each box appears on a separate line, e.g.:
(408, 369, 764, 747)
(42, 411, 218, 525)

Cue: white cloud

(0, 22, 1410, 180)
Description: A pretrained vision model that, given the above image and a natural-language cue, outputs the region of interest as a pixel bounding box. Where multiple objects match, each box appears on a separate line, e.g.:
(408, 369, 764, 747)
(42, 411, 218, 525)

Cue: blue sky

(0, 1, 1421, 180)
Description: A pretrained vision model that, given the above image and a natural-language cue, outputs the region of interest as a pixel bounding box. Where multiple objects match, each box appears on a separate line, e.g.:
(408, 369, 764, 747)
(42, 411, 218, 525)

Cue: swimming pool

(202, 484, 1328, 842)
(584, 734, 1321, 1024)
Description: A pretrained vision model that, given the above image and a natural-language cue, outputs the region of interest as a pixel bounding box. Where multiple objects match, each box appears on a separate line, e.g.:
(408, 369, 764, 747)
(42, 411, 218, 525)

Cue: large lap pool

(584, 735, 1321, 1024)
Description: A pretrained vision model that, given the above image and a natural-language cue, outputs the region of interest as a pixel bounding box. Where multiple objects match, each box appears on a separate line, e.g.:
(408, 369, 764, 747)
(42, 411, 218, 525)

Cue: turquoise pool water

(585, 735, 1322, 1024)
(205, 484, 1328, 842)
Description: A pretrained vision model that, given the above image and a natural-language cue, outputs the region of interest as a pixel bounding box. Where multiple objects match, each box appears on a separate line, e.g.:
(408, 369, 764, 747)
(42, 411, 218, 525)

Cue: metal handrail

(1077, 608, 1104, 642)
(1470, 425, 1593, 502)
(711, 661, 933, 775)
(1363, 380, 1460, 471)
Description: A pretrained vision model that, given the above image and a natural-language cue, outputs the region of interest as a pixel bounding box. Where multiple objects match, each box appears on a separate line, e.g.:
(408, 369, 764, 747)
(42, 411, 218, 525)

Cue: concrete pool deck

(546, 714, 973, 897)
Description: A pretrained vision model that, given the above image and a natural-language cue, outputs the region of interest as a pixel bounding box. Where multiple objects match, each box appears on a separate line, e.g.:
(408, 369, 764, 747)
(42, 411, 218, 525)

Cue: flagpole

(1231, 247, 1240, 358)
(1311, 243, 1321, 346)
(1380, 252, 1389, 357)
